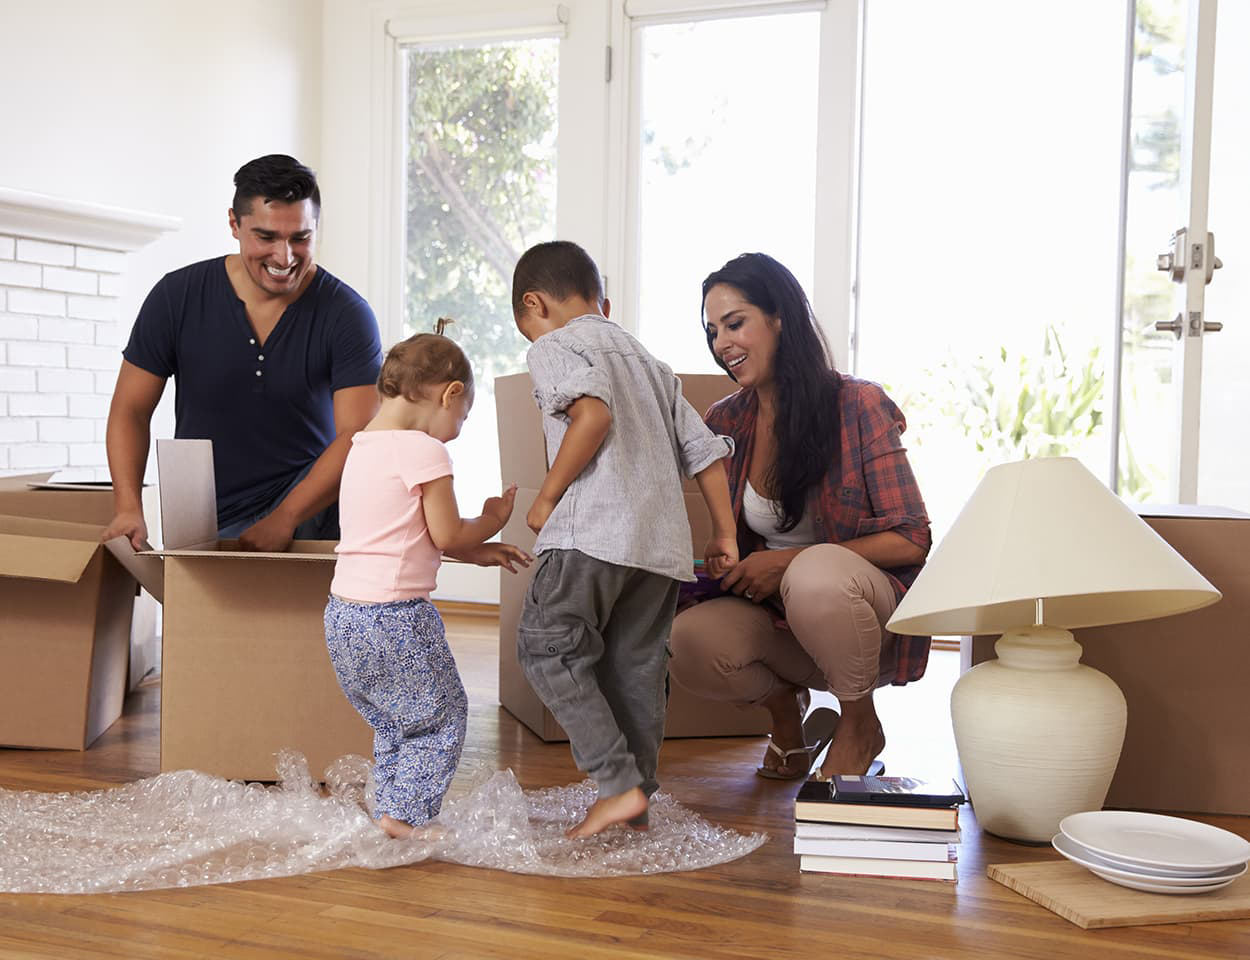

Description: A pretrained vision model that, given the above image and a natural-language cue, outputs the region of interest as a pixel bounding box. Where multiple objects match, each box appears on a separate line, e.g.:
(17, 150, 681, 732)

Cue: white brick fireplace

(0, 188, 179, 478)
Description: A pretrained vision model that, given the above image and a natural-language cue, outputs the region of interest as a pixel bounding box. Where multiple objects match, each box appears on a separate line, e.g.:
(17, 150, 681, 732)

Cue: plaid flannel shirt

(703, 375, 933, 685)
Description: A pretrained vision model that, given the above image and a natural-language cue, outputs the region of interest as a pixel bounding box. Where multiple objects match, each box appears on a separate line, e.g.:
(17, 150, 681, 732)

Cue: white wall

(318, 0, 377, 301)
(0, 0, 323, 475)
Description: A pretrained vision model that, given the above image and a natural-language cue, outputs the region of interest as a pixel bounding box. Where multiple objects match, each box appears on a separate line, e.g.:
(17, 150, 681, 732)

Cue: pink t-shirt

(331, 430, 453, 602)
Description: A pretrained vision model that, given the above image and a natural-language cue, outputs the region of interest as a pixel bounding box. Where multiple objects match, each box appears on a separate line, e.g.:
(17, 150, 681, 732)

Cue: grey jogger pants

(517, 550, 680, 799)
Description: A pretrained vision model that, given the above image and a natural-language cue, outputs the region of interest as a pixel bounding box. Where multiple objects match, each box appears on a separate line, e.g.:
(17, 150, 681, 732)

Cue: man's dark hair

(511, 241, 604, 316)
(232, 154, 321, 220)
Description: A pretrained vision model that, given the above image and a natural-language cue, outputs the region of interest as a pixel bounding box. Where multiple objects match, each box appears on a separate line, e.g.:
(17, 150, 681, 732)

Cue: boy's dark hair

(378, 329, 474, 403)
(511, 241, 604, 316)
(232, 154, 321, 220)
(701, 252, 841, 534)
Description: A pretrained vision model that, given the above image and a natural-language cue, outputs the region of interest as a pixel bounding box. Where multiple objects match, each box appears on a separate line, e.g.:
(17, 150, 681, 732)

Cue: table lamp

(886, 457, 1221, 843)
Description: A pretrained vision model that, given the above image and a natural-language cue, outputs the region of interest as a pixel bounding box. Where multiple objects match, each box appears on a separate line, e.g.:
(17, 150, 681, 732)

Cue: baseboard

(433, 599, 500, 619)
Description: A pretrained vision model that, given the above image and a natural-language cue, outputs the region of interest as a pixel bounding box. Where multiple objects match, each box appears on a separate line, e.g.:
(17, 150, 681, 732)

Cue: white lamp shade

(887, 457, 1221, 636)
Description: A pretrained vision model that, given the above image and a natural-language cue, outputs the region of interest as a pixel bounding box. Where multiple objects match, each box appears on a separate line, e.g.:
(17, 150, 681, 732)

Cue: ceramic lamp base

(952, 626, 1127, 843)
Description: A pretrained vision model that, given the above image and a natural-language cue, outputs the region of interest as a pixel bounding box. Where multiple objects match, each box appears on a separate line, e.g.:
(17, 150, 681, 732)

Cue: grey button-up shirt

(527, 315, 733, 581)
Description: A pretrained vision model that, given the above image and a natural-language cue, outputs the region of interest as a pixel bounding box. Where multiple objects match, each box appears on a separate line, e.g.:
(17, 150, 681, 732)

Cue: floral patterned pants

(324, 595, 467, 825)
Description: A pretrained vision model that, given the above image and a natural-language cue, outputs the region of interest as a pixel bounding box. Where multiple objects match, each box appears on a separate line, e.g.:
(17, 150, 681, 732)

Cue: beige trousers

(669, 543, 900, 705)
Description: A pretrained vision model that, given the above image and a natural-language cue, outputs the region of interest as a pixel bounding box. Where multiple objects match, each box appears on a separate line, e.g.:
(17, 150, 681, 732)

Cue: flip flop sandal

(810, 759, 886, 782)
(756, 707, 841, 780)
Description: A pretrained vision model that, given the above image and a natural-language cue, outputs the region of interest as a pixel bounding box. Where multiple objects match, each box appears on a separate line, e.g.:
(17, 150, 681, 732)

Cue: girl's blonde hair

(377, 318, 473, 402)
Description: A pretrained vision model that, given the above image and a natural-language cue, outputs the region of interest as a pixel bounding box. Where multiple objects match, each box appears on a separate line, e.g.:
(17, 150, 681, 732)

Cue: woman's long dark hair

(702, 253, 841, 533)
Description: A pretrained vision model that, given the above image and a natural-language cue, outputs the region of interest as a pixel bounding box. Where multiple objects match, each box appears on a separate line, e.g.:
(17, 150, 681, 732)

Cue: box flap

(0, 472, 55, 493)
(27, 480, 115, 492)
(1135, 504, 1250, 521)
(104, 536, 165, 602)
(150, 539, 338, 561)
(155, 438, 218, 550)
(0, 513, 104, 540)
(0, 533, 99, 583)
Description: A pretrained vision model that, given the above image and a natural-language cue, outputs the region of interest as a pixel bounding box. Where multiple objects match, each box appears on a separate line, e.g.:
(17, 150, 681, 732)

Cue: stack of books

(794, 774, 966, 881)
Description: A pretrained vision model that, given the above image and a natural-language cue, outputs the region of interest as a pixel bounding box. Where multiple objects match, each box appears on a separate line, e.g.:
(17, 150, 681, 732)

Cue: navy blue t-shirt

(122, 257, 383, 528)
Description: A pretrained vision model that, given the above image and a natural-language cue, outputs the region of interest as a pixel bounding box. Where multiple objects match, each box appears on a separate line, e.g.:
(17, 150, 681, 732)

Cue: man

(104, 154, 382, 552)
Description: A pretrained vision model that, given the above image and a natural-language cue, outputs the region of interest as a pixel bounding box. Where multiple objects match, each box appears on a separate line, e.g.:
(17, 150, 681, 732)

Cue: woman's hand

(720, 549, 795, 603)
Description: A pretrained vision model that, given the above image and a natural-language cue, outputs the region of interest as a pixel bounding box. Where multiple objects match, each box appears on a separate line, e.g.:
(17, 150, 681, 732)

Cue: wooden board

(987, 860, 1250, 929)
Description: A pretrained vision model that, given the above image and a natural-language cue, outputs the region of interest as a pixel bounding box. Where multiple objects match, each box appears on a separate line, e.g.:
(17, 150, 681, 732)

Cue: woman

(668, 253, 931, 781)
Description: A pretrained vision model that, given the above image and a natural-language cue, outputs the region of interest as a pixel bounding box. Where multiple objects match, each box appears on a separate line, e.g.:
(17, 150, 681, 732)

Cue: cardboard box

(495, 371, 772, 741)
(970, 506, 1250, 816)
(0, 513, 135, 749)
(115, 439, 373, 782)
(0, 472, 161, 690)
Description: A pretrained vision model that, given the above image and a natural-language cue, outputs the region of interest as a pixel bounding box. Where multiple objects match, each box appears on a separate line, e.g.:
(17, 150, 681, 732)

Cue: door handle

(1155, 315, 1184, 339)
(1156, 313, 1224, 339)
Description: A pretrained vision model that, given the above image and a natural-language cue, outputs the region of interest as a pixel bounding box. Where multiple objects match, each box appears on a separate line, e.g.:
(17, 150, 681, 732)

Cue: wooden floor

(1, 614, 1247, 959)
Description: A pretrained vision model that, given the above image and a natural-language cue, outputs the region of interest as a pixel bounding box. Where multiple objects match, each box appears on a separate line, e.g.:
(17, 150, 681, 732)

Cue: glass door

(854, 0, 1128, 541)
(1198, 0, 1250, 509)
(1118, 0, 1244, 509)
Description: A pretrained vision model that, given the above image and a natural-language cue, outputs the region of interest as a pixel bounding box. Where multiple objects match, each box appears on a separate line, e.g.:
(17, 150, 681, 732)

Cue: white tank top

(742, 479, 818, 550)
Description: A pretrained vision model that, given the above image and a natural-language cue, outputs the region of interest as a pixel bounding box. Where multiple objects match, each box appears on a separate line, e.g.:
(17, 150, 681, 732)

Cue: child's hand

(527, 493, 557, 534)
(481, 483, 518, 530)
(704, 536, 738, 578)
(454, 542, 534, 573)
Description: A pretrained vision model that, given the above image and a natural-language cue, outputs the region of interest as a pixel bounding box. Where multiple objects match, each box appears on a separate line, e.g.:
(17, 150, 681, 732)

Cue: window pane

(1118, 0, 1185, 504)
(404, 39, 558, 512)
(634, 13, 820, 372)
(1197, 0, 1250, 510)
(857, 1, 1126, 540)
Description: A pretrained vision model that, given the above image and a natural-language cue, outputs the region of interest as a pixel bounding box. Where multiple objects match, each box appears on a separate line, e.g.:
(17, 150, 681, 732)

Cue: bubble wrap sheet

(0, 752, 767, 894)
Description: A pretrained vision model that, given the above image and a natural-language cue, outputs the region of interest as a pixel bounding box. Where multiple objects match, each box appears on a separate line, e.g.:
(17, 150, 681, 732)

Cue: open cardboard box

(0, 512, 138, 749)
(970, 505, 1250, 816)
(0, 472, 160, 691)
(108, 439, 372, 782)
(495, 371, 772, 742)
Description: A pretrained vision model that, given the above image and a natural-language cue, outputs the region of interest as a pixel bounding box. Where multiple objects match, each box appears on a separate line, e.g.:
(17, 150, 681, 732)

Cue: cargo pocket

(517, 624, 584, 706)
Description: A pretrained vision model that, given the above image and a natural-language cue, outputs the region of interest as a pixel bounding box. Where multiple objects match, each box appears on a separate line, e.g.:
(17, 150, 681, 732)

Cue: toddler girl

(325, 325, 529, 838)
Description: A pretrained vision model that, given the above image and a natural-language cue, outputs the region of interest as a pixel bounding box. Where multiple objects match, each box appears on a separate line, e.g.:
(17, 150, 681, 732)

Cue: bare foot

(818, 696, 886, 779)
(567, 786, 648, 839)
(758, 684, 811, 777)
(378, 814, 414, 839)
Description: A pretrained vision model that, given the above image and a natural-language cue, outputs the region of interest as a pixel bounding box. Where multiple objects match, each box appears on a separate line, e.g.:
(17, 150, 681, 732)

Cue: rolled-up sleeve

(672, 386, 733, 478)
(855, 385, 931, 553)
(527, 337, 612, 415)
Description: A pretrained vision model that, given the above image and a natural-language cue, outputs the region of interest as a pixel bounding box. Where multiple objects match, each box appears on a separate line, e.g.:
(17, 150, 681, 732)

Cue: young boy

(512, 240, 738, 838)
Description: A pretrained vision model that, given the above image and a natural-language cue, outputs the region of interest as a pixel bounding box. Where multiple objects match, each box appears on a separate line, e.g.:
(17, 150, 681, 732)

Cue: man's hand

(238, 510, 297, 552)
(527, 493, 557, 534)
(704, 536, 739, 578)
(102, 510, 149, 551)
(720, 549, 791, 603)
(451, 542, 534, 573)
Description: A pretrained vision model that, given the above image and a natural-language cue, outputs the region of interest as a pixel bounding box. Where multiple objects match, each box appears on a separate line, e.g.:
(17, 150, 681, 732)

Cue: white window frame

(603, 0, 861, 362)
(367, 0, 610, 350)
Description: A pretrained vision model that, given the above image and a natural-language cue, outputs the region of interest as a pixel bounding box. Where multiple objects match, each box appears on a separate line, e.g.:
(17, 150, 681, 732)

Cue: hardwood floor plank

(1, 613, 1247, 958)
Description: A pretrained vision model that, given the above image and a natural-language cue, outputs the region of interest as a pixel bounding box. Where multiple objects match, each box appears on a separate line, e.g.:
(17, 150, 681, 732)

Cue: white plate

(1052, 833, 1249, 886)
(1086, 868, 1238, 896)
(1054, 833, 1246, 879)
(1060, 811, 1250, 873)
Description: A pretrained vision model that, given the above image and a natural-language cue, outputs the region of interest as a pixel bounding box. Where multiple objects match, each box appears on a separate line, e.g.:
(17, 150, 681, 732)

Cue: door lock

(1157, 228, 1223, 284)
